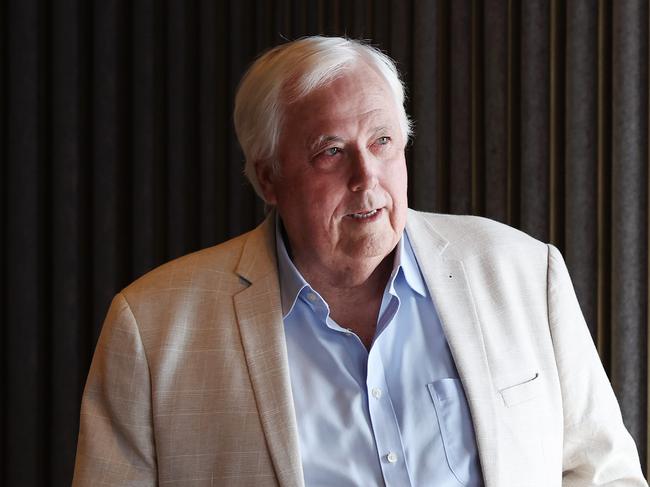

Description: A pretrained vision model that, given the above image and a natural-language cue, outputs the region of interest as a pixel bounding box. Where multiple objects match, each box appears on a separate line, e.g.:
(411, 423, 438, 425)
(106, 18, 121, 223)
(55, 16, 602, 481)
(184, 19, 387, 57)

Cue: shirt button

(371, 387, 382, 399)
(386, 452, 398, 463)
(306, 292, 317, 302)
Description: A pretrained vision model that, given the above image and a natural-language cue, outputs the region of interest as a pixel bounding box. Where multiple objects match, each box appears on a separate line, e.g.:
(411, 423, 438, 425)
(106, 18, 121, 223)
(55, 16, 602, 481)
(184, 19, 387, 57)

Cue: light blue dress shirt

(276, 220, 483, 487)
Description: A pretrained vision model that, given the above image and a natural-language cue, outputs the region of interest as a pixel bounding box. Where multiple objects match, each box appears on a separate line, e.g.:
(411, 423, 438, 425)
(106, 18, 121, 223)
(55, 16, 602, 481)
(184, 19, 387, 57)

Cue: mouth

(346, 208, 382, 220)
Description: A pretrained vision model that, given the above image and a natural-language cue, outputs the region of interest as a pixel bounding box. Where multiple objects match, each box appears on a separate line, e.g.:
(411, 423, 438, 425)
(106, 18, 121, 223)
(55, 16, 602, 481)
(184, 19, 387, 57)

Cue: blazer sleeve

(547, 244, 647, 486)
(72, 293, 157, 486)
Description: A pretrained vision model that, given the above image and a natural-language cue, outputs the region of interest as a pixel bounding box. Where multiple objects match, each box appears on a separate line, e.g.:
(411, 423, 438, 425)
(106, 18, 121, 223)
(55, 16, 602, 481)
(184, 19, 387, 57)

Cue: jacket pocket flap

(499, 373, 540, 407)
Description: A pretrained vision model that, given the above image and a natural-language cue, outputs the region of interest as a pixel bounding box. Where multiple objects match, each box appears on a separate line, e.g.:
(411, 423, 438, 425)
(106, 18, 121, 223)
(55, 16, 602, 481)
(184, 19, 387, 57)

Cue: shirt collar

(275, 215, 428, 318)
(275, 216, 310, 318)
(399, 231, 428, 297)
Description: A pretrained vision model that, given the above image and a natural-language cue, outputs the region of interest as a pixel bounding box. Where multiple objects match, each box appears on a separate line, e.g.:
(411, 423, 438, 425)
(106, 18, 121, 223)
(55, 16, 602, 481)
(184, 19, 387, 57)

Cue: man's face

(258, 62, 408, 278)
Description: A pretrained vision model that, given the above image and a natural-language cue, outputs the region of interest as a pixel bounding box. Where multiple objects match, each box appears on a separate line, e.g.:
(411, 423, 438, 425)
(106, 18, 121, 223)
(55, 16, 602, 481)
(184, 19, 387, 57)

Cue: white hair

(234, 36, 412, 200)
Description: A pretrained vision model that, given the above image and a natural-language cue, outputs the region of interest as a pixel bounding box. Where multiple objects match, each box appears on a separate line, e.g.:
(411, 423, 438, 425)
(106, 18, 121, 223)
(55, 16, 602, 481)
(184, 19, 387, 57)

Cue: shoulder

(123, 230, 252, 301)
(119, 209, 280, 322)
(406, 209, 549, 262)
(109, 220, 276, 349)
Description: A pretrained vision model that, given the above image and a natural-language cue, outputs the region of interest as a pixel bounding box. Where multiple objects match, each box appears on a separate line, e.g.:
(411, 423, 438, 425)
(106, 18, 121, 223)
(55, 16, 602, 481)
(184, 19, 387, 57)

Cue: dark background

(1, 0, 649, 485)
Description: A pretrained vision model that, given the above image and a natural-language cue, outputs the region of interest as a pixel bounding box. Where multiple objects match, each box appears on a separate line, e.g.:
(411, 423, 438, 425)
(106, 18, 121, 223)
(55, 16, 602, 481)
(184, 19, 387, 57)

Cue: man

(73, 36, 646, 486)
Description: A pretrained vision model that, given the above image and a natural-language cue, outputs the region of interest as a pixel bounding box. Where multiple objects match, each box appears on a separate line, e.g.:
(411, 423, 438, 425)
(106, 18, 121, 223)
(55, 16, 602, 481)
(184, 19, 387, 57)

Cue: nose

(348, 149, 378, 192)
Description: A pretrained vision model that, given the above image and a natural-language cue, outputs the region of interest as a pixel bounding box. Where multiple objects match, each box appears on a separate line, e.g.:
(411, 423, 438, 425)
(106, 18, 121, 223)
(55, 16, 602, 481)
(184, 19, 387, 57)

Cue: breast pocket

(499, 372, 541, 407)
(428, 378, 482, 487)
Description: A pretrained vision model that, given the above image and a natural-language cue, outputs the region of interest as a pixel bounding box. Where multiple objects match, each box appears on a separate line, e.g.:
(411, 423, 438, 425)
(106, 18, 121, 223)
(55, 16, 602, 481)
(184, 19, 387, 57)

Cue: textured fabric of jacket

(72, 209, 647, 486)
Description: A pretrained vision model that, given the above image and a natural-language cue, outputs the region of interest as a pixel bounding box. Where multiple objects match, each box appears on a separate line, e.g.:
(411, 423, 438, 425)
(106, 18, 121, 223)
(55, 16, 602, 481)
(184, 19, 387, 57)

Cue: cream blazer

(73, 210, 646, 486)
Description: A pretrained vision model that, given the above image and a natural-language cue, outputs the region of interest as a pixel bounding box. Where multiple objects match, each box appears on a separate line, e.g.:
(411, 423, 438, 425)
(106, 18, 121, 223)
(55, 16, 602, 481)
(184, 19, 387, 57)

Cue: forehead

(282, 64, 401, 138)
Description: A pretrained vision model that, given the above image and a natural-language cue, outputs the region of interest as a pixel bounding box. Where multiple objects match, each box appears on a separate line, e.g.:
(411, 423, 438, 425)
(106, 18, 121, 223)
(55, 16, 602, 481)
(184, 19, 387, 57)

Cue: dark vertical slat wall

(1, 1, 649, 484)
(50, 0, 84, 481)
(449, 0, 472, 215)
(597, 0, 614, 368)
(549, 0, 565, 249)
(483, 0, 508, 223)
(167, 0, 200, 257)
(132, 0, 164, 276)
(91, 0, 130, 346)
(611, 0, 649, 460)
(507, 0, 522, 227)
(198, 0, 220, 248)
(5, 1, 44, 484)
(227, 0, 255, 238)
(471, 0, 485, 216)
(565, 0, 598, 350)
(520, 0, 551, 242)
(410, 0, 439, 213)
(0, 0, 5, 477)
(388, 0, 412, 81)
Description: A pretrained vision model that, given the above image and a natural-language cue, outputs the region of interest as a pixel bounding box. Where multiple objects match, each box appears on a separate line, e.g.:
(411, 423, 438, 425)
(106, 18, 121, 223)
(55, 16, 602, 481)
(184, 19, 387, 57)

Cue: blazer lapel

(406, 211, 500, 487)
(233, 210, 501, 486)
(233, 213, 304, 487)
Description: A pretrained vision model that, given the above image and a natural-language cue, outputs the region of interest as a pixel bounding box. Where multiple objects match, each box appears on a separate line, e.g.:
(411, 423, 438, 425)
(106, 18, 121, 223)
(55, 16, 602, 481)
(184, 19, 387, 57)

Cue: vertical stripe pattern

(1, 0, 649, 483)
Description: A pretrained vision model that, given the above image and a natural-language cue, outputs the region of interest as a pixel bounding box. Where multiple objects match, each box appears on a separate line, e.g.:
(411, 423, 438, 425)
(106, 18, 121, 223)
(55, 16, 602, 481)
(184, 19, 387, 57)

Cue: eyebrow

(308, 126, 391, 152)
(308, 135, 344, 152)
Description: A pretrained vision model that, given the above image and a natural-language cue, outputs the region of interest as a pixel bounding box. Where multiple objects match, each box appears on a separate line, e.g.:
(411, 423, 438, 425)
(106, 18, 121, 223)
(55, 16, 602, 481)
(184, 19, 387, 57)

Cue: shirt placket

(366, 294, 413, 487)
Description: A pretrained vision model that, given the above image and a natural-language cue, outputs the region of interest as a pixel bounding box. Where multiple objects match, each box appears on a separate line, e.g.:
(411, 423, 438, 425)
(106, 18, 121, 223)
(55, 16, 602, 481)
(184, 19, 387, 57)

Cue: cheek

(279, 182, 340, 227)
(387, 161, 408, 198)
(305, 177, 348, 207)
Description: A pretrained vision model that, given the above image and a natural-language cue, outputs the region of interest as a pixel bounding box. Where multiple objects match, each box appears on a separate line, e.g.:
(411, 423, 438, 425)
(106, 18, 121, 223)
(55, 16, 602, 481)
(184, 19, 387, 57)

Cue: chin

(344, 233, 398, 260)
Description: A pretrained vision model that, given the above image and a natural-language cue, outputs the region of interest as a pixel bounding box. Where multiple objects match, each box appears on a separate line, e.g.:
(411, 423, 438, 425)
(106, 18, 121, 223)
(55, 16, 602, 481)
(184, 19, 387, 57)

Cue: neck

(294, 252, 395, 350)
(296, 250, 395, 305)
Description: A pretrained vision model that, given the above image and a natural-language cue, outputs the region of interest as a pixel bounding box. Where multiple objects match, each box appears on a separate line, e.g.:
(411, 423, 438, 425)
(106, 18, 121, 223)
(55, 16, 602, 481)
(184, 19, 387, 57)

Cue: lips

(347, 208, 381, 219)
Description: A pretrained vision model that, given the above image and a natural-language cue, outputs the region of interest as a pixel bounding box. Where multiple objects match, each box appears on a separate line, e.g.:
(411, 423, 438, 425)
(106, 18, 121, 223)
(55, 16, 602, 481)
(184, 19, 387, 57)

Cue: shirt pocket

(499, 372, 541, 407)
(428, 378, 482, 487)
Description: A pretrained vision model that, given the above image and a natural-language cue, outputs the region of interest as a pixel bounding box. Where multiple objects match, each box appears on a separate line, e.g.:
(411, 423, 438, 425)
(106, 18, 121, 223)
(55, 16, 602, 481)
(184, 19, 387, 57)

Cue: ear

(255, 160, 278, 205)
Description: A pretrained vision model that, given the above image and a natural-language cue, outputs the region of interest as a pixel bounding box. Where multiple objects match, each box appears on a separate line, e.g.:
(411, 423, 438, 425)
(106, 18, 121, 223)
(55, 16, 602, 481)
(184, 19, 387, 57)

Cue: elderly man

(73, 37, 646, 486)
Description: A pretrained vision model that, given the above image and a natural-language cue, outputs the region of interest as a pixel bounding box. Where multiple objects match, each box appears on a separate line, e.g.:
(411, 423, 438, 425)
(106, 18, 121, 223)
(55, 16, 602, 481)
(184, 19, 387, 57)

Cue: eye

(311, 145, 344, 166)
(376, 136, 390, 145)
(323, 147, 341, 156)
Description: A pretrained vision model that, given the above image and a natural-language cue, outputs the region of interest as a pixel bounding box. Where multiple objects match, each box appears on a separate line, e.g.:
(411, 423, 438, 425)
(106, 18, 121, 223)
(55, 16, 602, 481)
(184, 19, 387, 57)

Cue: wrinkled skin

(257, 61, 408, 289)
